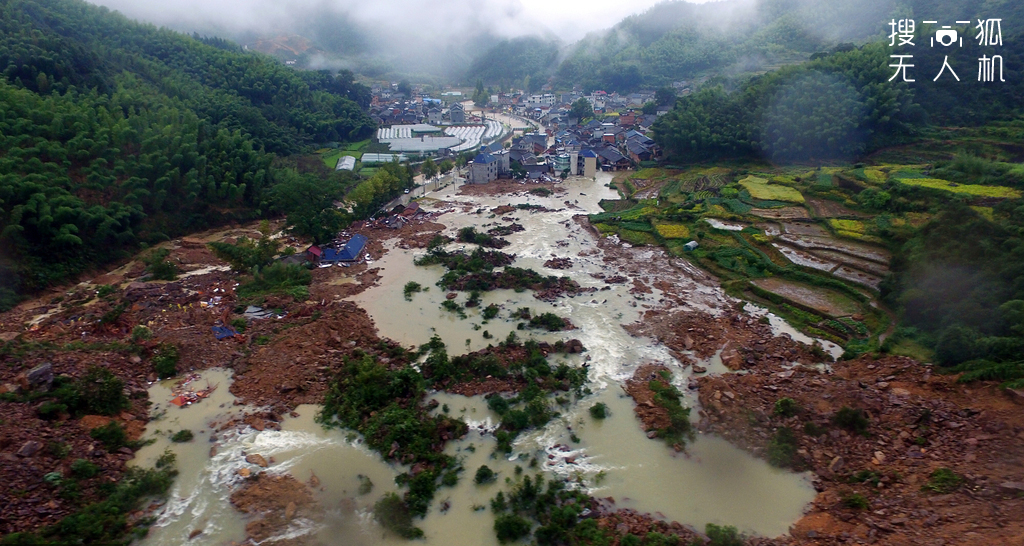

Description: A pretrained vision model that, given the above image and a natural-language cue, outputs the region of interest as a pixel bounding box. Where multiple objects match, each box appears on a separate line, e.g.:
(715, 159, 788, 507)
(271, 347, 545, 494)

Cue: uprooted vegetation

(624, 365, 694, 449)
(317, 350, 467, 528)
(415, 244, 582, 300)
(317, 334, 588, 535)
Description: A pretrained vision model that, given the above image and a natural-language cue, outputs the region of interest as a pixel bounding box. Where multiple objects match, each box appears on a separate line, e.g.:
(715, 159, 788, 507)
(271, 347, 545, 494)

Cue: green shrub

(494, 513, 532, 543)
(483, 304, 500, 320)
(841, 492, 869, 509)
(374, 492, 424, 538)
(90, 421, 127, 451)
(357, 474, 374, 495)
(589, 402, 608, 420)
(170, 429, 194, 443)
(70, 459, 99, 479)
(144, 248, 178, 281)
(61, 367, 128, 416)
(832, 406, 869, 434)
(475, 465, 497, 485)
(230, 318, 247, 333)
(152, 344, 179, 379)
(528, 312, 568, 331)
(236, 262, 312, 301)
(706, 523, 744, 546)
(96, 285, 117, 299)
(766, 427, 799, 468)
(773, 397, 800, 417)
(130, 325, 152, 341)
(37, 401, 68, 420)
(803, 422, 827, 436)
(403, 281, 423, 301)
(924, 468, 962, 494)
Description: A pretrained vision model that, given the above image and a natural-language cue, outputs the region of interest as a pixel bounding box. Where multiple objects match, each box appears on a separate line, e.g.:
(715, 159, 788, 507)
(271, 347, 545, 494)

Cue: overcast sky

(87, 0, 699, 43)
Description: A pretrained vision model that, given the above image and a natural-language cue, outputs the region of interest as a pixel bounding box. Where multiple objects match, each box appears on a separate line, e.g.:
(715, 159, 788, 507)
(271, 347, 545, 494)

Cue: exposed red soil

(624, 364, 675, 434)
(694, 355, 1024, 545)
(230, 472, 318, 544)
(625, 307, 829, 368)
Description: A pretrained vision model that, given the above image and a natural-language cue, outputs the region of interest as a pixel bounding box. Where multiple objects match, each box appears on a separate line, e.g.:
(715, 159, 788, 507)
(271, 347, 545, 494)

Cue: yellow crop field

(896, 178, 1022, 198)
(739, 176, 805, 203)
(654, 223, 690, 239)
(829, 219, 865, 233)
(864, 169, 886, 183)
(970, 206, 995, 221)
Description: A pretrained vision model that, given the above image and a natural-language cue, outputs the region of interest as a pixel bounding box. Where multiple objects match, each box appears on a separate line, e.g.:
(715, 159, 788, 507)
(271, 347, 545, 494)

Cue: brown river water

(134, 173, 827, 545)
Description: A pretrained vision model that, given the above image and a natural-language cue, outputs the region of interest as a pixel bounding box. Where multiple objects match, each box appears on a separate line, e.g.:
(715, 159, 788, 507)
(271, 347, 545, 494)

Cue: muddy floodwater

(136, 174, 820, 545)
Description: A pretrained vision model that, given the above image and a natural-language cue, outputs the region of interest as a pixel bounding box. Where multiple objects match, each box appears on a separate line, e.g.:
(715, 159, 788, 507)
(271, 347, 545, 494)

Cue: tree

(641, 101, 658, 115)
(655, 86, 677, 106)
(473, 79, 489, 106)
(270, 169, 350, 243)
(397, 80, 412, 97)
(421, 157, 438, 181)
(438, 159, 454, 176)
(570, 98, 593, 122)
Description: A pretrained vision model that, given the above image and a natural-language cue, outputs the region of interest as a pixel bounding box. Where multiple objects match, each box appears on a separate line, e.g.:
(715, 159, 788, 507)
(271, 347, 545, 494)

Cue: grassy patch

(923, 468, 963, 494)
(895, 178, 1021, 199)
(739, 176, 805, 203)
(828, 219, 865, 233)
(653, 222, 690, 239)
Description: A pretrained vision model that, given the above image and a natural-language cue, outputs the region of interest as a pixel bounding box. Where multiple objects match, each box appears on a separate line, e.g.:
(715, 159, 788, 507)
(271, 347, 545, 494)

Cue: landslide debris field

(1, 175, 1023, 546)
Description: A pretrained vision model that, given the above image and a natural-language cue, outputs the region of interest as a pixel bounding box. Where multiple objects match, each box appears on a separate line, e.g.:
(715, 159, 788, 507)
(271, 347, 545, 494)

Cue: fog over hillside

(86, 0, 676, 78)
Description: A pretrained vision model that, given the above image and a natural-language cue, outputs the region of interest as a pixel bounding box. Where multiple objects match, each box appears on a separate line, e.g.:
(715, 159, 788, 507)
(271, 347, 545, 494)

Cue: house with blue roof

(313, 234, 369, 264)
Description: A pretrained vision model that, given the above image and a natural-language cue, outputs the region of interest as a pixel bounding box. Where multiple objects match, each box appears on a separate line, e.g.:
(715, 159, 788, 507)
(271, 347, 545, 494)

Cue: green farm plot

(894, 178, 1021, 199)
(739, 176, 805, 203)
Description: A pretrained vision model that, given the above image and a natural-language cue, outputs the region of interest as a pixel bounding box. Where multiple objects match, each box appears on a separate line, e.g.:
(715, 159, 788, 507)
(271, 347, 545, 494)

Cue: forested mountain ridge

(549, 0, 1024, 92)
(0, 0, 377, 309)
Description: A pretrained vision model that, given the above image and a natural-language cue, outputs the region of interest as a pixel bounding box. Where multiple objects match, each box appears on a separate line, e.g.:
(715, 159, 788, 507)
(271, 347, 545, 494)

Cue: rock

(874, 451, 886, 464)
(118, 447, 134, 456)
(245, 454, 269, 467)
(1006, 389, 1024, 405)
(691, 365, 707, 374)
(828, 456, 844, 473)
(646, 431, 659, 439)
(278, 383, 299, 393)
(720, 342, 743, 370)
(566, 339, 585, 353)
(285, 501, 297, 520)
(238, 468, 251, 477)
(16, 441, 43, 457)
(998, 482, 1024, 494)
(188, 529, 203, 540)
(0, 383, 18, 395)
(25, 363, 54, 391)
(682, 335, 694, 350)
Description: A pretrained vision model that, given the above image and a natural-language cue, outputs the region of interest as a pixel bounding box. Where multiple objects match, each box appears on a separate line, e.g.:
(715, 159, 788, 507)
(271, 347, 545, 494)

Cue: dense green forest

(0, 0, 379, 309)
(653, 37, 1023, 163)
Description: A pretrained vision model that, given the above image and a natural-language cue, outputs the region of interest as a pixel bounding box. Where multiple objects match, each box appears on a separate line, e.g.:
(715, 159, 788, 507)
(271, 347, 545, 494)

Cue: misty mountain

(550, 0, 1022, 92)
(465, 37, 562, 91)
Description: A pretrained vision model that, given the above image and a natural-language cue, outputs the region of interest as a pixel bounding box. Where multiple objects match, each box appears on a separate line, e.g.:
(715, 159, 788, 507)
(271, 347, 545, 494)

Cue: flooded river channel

(137, 174, 819, 545)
